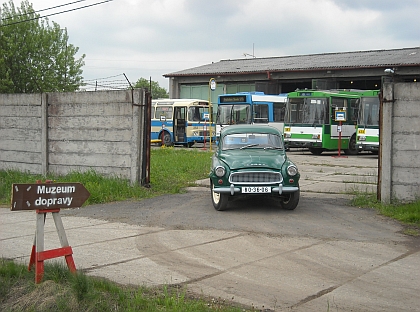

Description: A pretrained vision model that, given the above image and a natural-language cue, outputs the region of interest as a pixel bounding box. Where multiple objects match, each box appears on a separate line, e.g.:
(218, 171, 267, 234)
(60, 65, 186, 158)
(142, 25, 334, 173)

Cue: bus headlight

(285, 133, 291, 138)
(312, 134, 320, 139)
(358, 136, 366, 141)
(287, 165, 298, 176)
(215, 166, 226, 177)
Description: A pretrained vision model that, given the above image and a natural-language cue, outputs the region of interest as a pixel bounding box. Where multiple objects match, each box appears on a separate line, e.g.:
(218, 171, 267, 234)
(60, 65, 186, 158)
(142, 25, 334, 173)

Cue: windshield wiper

(240, 144, 259, 149)
(263, 146, 283, 150)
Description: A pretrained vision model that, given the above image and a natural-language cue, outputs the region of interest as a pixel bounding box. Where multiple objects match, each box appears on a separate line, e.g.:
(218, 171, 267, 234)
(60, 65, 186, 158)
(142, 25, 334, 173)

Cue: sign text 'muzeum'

(35, 185, 76, 207)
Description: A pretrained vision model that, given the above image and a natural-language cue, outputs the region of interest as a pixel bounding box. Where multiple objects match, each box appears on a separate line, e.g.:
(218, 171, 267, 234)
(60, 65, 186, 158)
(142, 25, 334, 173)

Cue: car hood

(219, 149, 286, 170)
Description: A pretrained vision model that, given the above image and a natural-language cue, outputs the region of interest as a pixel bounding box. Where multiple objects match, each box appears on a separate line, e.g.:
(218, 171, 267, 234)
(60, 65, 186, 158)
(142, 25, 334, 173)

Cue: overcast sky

(22, 0, 420, 90)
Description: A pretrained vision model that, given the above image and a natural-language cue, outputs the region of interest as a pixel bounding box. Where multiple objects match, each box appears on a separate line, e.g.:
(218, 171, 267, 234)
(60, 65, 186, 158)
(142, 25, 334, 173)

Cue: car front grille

(229, 171, 282, 184)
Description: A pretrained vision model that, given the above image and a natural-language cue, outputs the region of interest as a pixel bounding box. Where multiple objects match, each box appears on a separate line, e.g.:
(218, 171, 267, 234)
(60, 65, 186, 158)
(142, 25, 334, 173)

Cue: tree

(134, 77, 169, 99)
(0, 0, 85, 93)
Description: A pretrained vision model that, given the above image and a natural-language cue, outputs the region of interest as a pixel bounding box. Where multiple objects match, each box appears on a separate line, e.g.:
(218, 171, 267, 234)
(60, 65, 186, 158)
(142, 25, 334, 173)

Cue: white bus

(151, 99, 215, 147)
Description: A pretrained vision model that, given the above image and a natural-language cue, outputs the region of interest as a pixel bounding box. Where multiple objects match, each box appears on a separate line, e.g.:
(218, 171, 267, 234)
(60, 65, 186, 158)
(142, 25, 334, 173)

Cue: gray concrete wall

(0, 93, 45, 174)
(0, 89, 149, 184)
(380, 82, 420, 203)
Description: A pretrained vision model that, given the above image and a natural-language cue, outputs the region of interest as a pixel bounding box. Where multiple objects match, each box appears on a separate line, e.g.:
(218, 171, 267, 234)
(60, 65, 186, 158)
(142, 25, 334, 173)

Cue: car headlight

(215, 166, 226, 177)
(287, 165, 298, 176)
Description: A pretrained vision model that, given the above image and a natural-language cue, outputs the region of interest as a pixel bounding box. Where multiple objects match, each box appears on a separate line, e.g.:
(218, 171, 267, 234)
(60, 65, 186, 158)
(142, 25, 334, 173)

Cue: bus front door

(174, 107, 186, 143)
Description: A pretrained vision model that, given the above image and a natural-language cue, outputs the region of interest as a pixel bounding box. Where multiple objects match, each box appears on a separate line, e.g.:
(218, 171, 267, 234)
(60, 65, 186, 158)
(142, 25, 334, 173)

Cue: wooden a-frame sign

(11, 181, 90, 283)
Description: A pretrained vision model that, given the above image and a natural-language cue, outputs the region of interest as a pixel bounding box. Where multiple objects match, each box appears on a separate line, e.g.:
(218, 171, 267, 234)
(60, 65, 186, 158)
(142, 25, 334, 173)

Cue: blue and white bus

(215, 92, 288, 139)
(151, 99, 215, 147)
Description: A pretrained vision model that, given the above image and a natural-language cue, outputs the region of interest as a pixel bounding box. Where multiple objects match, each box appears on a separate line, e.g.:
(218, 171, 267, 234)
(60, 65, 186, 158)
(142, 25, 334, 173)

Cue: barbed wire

(81, 74, 131, 91)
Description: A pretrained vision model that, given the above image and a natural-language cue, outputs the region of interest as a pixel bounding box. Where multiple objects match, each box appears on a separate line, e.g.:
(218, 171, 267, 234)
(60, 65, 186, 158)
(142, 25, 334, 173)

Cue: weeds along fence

(0, 89, 151, 185)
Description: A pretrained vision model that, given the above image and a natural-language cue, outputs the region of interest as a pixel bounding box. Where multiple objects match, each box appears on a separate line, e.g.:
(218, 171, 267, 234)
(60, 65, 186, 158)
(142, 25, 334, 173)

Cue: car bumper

(213, 184, 299, 196)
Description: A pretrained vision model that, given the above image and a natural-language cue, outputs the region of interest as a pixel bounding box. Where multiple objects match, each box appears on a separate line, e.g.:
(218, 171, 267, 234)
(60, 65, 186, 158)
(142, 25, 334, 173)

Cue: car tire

(211, 180, 228, 211)
(280, 188, 300, 210)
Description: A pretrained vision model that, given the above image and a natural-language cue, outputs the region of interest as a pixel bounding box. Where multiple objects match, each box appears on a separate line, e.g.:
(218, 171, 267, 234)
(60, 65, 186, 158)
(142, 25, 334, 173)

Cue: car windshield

(222, 132, 283, 150)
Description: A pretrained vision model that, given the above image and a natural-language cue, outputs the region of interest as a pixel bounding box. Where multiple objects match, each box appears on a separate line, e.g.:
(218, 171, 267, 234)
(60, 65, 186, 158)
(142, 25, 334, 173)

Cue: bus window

(350, 99, 358, 122)
(273, 102, 286, 122)
(286, 98, 304, 123)
(359, 98, 380, 126)
(303, 98, 327, 124)
(155, 106, 173, 120)
(233, 105, 250, 124)
(370, 102, 379, 126)
(331, 97, 346, 109)
(253, 104, 269, 123)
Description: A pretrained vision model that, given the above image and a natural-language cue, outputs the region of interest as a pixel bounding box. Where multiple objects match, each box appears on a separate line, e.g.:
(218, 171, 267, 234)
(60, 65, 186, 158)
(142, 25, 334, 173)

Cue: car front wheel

(211, 180, 228, 211)
(280, 188, 300, 210)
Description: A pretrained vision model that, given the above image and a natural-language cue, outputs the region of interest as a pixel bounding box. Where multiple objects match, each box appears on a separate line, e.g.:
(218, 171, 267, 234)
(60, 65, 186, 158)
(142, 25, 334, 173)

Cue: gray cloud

(30, 0, 420, 88)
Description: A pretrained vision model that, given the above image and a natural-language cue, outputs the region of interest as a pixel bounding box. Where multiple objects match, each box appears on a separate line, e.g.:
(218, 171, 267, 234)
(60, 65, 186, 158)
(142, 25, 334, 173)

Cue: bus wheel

(308, 148, 324, 155)
(280, 189, 300, 210)
(162, 132, 173, 147)
(187, 142, 194, 148)
(344, 134, 358, 155)
(211, 181, 228, 211)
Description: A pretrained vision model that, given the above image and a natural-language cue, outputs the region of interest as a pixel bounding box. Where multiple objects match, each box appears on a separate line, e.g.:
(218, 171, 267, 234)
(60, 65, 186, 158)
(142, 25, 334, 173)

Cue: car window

(222, 133, 283, 150)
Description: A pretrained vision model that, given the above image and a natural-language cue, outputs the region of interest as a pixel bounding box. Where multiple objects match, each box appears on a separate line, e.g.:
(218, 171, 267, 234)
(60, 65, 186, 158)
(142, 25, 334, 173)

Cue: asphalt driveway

(1, 150, 419, 311)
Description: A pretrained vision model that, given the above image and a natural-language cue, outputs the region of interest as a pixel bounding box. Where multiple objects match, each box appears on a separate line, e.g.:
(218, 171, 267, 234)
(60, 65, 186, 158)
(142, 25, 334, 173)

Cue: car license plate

(242, 186, 271, 193)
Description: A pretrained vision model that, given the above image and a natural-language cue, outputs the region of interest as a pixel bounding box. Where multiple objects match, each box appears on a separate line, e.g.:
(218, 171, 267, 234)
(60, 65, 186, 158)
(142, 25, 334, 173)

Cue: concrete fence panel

(0, 93, 45, 173)
(0, 89, 150, 185)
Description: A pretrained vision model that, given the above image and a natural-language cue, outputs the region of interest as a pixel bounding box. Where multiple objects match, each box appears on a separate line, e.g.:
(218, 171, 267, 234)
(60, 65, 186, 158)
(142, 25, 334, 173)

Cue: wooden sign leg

(28, 209, 76, 283)
(52, 211, 76, 273)
(35, 212, 45, 283)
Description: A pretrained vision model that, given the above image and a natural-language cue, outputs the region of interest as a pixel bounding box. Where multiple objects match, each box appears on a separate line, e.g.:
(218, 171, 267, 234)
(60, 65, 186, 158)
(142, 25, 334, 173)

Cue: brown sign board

(11, 183, 90, 211)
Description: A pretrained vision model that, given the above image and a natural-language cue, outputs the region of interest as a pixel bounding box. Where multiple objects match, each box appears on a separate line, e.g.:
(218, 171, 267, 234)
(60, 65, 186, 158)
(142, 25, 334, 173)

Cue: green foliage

(0, 0, 85, 93)
(134, 77, 169, 99)
(0, 148, 213, 205)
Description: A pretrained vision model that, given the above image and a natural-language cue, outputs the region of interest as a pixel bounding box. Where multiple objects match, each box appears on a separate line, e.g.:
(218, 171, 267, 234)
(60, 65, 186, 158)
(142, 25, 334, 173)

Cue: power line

(1, 0, 88, 21)
(0, 0, 114, 27)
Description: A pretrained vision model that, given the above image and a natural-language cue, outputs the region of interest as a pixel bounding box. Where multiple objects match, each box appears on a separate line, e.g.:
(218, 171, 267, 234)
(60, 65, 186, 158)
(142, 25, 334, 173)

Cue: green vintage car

(209, 124, 300, 211)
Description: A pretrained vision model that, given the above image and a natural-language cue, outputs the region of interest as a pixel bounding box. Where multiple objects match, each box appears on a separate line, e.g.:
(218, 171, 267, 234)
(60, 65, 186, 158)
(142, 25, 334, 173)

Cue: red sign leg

(29, 209, 77, 283)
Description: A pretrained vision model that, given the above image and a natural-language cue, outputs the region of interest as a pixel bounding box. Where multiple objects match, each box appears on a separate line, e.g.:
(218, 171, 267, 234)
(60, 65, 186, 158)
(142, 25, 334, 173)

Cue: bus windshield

(357, 97, 380, 126)
(286, 98, 328, 124)
(217, 104, 251, 125)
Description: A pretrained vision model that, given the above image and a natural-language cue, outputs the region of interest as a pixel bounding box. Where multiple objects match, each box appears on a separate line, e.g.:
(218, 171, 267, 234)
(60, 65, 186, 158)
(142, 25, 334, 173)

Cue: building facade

(164, 47, 420, 101)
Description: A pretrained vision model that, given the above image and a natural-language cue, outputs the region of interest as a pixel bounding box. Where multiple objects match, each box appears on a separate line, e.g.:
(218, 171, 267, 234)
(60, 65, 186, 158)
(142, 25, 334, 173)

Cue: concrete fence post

(379, 82, 394, 204)
(130, 89, 142, 185)
(41, 93, 49, 176)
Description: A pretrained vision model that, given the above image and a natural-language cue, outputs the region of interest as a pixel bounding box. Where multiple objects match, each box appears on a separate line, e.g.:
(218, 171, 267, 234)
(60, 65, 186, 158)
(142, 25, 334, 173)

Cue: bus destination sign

(11, 182, 90, 211)
(219, 95, 247, 103)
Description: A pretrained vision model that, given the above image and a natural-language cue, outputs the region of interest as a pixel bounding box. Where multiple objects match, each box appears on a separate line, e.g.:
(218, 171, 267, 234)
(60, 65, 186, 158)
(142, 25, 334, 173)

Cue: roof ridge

(219, 47, 420, 62)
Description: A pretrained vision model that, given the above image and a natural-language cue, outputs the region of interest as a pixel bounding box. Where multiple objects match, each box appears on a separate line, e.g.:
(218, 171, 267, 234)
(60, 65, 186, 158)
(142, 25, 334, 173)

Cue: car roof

(220, 124, 282, 136)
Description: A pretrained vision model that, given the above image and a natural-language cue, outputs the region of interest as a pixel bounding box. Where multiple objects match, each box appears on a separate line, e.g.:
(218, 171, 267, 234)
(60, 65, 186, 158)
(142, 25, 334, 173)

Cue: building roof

(164, 47, 420, 77)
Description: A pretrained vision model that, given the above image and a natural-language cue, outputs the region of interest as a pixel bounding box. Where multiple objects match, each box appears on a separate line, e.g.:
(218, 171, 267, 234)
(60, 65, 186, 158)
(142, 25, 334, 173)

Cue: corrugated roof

(164, 47, 420, 77)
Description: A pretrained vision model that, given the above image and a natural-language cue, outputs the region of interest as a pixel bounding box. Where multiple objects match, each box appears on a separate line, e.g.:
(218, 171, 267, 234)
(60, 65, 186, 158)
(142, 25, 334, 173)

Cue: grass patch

(350, 193, 420, 234)
(0, 259, 246, 312)
(0, 148, 213, 206)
